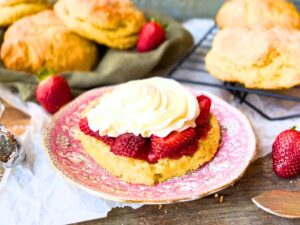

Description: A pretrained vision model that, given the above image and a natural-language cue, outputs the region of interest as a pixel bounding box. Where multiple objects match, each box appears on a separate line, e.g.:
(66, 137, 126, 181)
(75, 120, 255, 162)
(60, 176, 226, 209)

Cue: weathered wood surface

(75, 154, 300, 225)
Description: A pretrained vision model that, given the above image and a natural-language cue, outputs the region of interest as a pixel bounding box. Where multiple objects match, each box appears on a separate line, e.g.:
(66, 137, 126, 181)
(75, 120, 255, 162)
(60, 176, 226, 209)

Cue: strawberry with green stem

(137, 18, 167, 52)
(35, 68, 73, 114)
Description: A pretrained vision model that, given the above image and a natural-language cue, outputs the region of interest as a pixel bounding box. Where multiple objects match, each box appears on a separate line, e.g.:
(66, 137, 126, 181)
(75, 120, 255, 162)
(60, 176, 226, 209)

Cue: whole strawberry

(272, 128, 300, 178)
(35, 69, 73, 114)
(137, 19, 166, 52)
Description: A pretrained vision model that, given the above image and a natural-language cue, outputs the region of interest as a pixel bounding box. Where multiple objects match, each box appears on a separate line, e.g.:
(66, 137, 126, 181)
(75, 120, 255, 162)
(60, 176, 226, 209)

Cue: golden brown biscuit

(79, 113, 220, 186)
(216, 0, 300, 29)
(0, 0, 50, 27)
(205, 26, 300, 90)
(0, 0, 46, 5)
(54, 0, 146, 50)
(1, 10, 99, 74)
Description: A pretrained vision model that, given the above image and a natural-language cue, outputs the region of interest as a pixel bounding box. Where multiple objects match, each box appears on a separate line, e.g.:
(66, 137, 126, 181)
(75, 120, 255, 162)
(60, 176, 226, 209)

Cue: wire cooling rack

(167, 24, 300, 121)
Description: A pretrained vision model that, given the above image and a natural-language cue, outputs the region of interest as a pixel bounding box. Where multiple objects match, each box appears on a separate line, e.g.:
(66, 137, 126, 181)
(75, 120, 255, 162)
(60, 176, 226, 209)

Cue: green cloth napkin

(0, 10, 193, 101)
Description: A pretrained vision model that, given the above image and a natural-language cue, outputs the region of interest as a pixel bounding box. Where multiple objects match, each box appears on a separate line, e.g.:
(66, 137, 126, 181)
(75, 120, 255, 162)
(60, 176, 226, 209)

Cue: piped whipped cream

(87, 77, 200, 138)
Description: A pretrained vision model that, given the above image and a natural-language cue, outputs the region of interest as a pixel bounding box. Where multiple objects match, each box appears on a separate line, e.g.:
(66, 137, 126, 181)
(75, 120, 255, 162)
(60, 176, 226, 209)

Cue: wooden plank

(75, 154, 300, 225)
(0, 100, 30, 136)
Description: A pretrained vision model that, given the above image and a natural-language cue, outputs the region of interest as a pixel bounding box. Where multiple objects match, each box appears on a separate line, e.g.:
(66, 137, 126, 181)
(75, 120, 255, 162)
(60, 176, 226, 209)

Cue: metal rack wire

(167, 24, 300, 121)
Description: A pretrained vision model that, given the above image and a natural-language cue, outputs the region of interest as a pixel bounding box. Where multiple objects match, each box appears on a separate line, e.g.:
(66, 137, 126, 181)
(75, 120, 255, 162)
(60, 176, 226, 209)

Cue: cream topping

(87, 77, 200, 138)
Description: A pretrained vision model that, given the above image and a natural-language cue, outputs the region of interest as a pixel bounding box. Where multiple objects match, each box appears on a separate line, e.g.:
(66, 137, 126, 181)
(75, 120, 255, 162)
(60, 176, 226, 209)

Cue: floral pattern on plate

(43, 87, 256, 204)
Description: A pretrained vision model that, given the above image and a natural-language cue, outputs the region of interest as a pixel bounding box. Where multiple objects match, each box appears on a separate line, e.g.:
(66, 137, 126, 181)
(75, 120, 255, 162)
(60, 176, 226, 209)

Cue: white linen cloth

(0, 19, 300, 225)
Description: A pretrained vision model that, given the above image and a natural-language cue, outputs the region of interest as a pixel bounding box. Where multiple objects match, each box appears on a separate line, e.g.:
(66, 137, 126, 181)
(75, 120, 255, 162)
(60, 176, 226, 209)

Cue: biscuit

(205, 26, 300, 90)
(216, 0, 300, 29)
(0, 0, 46, 5)
(1, 10, 99, 74)
(0, 0, 50, 27)
(79, 113, 220, 186)
(54, 0, 146, 50)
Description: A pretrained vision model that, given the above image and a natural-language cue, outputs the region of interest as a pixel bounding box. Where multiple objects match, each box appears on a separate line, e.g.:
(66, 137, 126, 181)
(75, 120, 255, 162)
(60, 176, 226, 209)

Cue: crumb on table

(220, 195, 224, 203)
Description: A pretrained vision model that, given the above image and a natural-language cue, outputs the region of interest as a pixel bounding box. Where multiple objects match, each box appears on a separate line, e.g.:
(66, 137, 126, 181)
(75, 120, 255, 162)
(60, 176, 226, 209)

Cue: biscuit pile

(0, 0, 146, 74)
(206, 0, 300, 89)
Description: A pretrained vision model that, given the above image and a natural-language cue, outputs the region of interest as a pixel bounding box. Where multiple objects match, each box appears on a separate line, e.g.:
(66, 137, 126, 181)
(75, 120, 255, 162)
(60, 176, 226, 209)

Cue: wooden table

(74, 154, 300, 225)
(0, 102, 299, 225)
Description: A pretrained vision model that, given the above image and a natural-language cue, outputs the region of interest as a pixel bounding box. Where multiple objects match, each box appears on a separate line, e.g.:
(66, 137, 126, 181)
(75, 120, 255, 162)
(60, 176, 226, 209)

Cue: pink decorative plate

(43, 87, 256, 204)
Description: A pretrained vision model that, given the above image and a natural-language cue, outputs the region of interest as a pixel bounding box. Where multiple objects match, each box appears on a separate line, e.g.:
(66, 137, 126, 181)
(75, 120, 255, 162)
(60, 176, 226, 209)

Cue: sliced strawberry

(196, 95, 212, 126)
(196, 123, 211, 139)
(169, 141, 199, 159)
(110, 133, 148, 159)
(195, 95, 212, 138)
(149, 127, 197, 162)
(147, 151, 160, 164)
(79, 118, 114, 145)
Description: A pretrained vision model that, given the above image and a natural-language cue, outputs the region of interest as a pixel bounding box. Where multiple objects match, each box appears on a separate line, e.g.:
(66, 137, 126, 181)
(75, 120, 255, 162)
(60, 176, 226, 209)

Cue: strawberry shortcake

(79, 77, 221, 185)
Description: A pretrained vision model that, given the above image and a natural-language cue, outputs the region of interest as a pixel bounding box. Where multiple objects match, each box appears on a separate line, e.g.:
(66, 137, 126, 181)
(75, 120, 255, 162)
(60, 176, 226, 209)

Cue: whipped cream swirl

(87, 77, 200, 138)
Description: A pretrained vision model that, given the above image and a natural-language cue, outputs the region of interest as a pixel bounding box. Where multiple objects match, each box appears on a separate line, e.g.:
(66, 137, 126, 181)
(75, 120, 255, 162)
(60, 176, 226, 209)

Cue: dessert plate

(43, 86, 256, 204)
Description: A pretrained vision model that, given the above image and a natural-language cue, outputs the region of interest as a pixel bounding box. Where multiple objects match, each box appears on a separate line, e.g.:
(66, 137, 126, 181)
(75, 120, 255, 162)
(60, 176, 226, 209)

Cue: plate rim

(43, 85, 257, 204)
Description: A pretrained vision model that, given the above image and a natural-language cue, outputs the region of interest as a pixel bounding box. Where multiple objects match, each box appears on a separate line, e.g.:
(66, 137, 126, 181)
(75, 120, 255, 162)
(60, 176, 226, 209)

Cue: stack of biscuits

(0, 0, 146, 74)
(205, 0, 300, 90)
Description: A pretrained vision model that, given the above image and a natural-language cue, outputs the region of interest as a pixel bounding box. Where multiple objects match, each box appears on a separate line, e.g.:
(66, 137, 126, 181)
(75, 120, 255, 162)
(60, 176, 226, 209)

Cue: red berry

(195, 95, 212, 138)
(79, 118, 114, 145)
(137, 21, 166, 52)
(196, 123, 211, 139)
(196, 95, 212, 126)
(35, 75, 72, 114)
(110, 133, 148, 159)
(147, 151, 160, 164)
(178, 141, 199, 157)
(150, 127, 197, 162)
(169, 141, 199, 159)
(272, 129, 300, 178)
